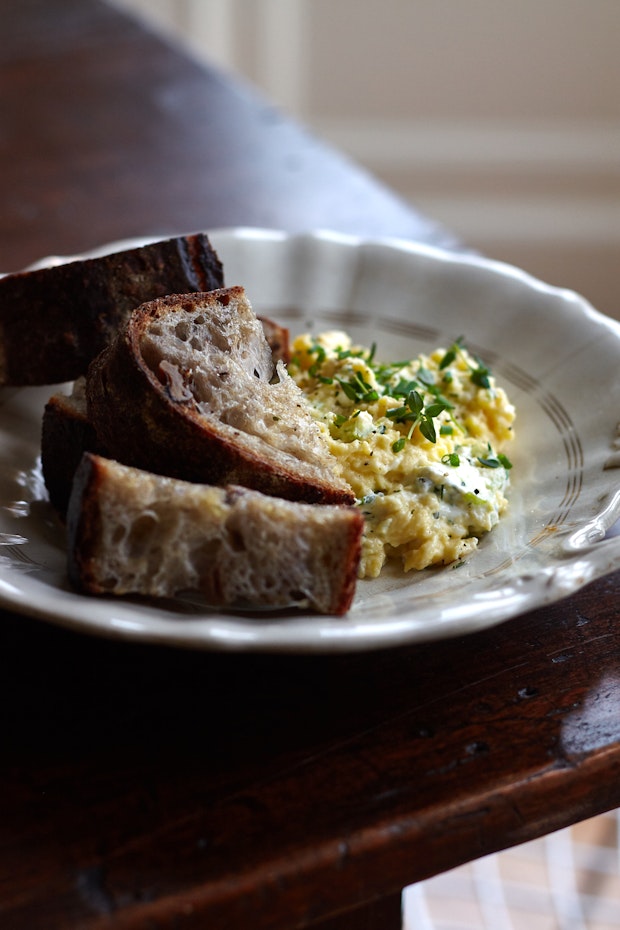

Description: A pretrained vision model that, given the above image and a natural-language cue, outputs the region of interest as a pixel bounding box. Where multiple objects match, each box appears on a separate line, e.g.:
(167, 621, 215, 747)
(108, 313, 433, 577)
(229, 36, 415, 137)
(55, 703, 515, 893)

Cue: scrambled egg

(288, 331, 516, 578)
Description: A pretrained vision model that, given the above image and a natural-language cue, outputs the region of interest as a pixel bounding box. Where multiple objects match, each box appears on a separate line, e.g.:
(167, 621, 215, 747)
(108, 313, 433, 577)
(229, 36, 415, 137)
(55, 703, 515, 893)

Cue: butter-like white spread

(288, 331, 515, 578)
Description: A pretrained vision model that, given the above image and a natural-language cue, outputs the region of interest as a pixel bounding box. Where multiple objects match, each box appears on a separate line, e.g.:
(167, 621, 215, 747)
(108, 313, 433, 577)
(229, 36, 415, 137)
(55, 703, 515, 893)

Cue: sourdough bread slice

(0, 233, 223, 385)
(86, 287, 354, 505)
(67, 453, 363, 615)
(41, 317, 291, 518)
(41, 377, 96, 517)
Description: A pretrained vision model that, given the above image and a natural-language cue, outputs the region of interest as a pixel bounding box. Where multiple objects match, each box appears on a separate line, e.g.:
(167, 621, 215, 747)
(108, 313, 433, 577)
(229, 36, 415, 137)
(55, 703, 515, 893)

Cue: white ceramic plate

(1, 228, 619, 652)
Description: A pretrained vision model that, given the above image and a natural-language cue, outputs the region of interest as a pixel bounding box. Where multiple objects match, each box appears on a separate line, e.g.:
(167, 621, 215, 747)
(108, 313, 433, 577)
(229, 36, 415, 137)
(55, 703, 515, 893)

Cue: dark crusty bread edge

(0, 232, 223, 385)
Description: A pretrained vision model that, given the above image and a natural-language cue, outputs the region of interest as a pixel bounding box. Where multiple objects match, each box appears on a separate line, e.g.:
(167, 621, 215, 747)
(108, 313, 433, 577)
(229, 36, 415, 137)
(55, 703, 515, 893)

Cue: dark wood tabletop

(1, 2, 619, 929)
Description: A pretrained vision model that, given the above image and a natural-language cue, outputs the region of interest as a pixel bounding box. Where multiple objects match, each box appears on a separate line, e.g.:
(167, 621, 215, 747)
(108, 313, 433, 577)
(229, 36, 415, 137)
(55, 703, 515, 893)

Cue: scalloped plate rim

(0, 226, 618, 653)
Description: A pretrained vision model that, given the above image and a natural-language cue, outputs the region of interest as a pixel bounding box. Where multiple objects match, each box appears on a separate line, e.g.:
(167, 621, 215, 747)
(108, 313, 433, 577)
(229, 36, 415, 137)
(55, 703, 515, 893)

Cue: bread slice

(41, 377, 96, 517)
(41, 317, 291, 518)
(256, 315, 290, 366)
(0, 233, 223, 385)
(86, 286, 354, 505)
(67, 453, 363, 615)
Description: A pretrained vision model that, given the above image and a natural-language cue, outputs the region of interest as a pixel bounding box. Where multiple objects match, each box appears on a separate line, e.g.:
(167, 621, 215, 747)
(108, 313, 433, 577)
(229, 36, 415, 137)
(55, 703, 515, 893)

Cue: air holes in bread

(174, 320, 190, 342)
(126, 512, 159, 557)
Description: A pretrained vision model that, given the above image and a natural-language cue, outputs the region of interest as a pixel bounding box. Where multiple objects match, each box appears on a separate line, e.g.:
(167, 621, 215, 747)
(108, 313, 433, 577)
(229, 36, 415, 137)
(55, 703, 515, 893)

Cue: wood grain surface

(0, 0, 457, 272)
(0, 2, 618, 928)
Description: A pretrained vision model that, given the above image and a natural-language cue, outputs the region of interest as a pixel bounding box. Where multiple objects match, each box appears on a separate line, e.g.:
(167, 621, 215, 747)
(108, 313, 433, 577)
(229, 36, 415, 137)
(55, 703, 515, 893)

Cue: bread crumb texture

(70, 456, 361, 615)
(140, 291, 336, 470)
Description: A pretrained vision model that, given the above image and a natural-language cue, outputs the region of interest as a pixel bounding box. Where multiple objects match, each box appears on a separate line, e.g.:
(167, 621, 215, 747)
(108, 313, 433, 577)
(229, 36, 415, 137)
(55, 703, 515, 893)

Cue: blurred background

(110, 0, 620, 320)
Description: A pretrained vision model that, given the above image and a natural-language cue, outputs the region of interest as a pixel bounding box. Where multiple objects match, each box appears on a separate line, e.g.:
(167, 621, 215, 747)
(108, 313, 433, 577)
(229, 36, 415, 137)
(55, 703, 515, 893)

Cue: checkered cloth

(404, 810, 620, 929)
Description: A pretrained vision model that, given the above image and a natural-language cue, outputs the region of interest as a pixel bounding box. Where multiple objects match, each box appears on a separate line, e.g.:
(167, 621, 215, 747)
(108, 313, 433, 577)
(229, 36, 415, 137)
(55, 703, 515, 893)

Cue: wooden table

(1, 2, 619, 928)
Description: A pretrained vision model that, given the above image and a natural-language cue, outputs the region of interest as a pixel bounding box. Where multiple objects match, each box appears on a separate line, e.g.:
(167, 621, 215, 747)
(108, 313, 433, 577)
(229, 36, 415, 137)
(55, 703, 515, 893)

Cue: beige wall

(111, 0, 620, 320)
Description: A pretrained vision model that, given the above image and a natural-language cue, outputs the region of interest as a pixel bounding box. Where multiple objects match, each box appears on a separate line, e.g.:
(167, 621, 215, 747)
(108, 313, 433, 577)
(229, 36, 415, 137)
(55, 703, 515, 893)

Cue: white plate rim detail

(0, 227, 618, 653)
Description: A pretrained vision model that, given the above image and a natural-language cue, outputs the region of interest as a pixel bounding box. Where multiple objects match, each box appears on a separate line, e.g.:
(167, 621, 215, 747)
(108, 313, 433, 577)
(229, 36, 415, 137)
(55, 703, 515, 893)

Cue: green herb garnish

(471, 358, 492, 390)
(438, 337, 494, 391)
(477, 443, 512, 469)
(439, 337, 465, 369)
(336, 371, 379, 403)
(386, 389, 449, 447)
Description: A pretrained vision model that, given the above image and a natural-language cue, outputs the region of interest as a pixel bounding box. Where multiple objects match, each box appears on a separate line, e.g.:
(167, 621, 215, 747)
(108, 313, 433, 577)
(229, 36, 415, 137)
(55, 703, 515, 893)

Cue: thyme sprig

(387, 390, 450, 452)
(441, 444, 512, 470)
(336, 371, 379, 403)
(298, 337, 472, 453)
(439, 336, 493, 390)
(477, 443, 513, 470)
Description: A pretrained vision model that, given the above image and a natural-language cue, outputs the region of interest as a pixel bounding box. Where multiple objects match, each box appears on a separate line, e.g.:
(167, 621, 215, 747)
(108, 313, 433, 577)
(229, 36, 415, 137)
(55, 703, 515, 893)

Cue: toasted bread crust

(41, 317, 291, 518)
(0, 233, 223, 385)
(67, 453, 363, 615)
(86, 287, 354, 505)
(41, 379, 99, 516)
(67, 454, 107, 591)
